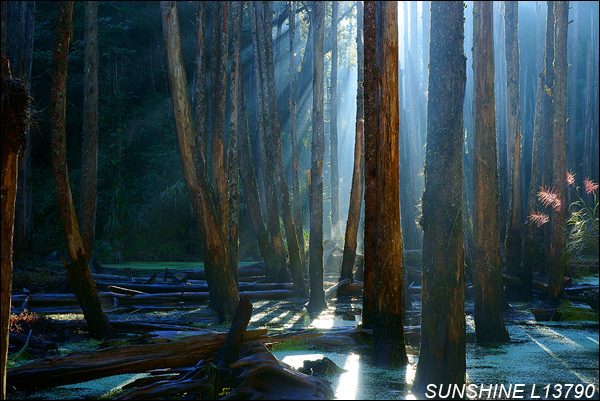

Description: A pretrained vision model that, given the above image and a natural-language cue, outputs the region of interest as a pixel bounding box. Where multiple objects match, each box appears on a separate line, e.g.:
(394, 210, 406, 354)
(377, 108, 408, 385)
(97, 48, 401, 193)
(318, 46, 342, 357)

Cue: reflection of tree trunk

(228, 1, 241, 286)
(472, 1, 510, 344)
(308, 1, 326, 313)
(523, 72, 544, 302)
(289, 1, 305, 275)
(362, 1, 376, 330)
(79, 1, 99, 262)
(504, 1, 522, 299)
(249, 2, 288, 283)
(50, 1, 114, 340)
(5, 1, 35, 261)
(340, 0, 364, 283)
(412, 1, 466, 394)
(368, 1, 407, 367)
(1, 54, 29, 401)
(330, 1, 340, 240)
(161, 1, 238, 322)
(548, 1, 568, 306)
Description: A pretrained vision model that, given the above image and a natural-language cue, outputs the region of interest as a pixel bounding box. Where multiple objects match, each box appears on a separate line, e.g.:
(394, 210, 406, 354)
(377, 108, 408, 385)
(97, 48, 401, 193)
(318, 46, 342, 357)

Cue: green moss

(271, 338, 311, 351)
(557, 301, 599, 322)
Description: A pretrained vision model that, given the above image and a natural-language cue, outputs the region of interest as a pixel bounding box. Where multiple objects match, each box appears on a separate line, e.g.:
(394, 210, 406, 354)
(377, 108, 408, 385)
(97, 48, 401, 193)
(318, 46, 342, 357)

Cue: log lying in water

(96, 281, 294, 294)
(184, 262, 266, 280)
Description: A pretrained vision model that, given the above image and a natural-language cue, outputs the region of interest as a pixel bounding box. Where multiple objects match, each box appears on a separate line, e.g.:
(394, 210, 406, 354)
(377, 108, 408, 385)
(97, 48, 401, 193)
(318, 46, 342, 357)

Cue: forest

(1, 1, 598, 400)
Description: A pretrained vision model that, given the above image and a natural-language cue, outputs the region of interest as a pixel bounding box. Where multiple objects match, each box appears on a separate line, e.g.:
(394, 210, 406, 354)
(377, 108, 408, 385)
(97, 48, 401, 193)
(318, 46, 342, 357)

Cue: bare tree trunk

(340, 0, 364, 283)
(161, 1, 238, 322)
(542, 1, 555, 188)
(523, 72, 544, 301)
(289, 0, 305, 276)
(308, 1, 326, 313)
(548, 0, 569, 306)
(362, 0, 377, 330)
(330, 1, 340, 240)
(249, 1, 289, 283)
(257, 1, 305, 295)
(472, 1, 510, 343)
(193, 2, 206, 157)
(1, 54, 29, 401)
(79, 1, 99, 262)
(5, 1, 35, 261)
(368, 1, 407, 367)
(228, 1, 242, 286)
(566, 1, 578, 194)
(50, 1, 114, 340)
(412, 1, 466, 394)
(504, 1, 523, 300)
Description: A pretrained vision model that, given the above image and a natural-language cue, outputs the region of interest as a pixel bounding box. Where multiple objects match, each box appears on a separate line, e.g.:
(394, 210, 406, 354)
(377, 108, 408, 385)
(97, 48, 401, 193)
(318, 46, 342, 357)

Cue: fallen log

(185, 262, 266, 280)
(325, 279, 350, 299)
(6, 329, 268, 392)
(96, 281, 294, 294)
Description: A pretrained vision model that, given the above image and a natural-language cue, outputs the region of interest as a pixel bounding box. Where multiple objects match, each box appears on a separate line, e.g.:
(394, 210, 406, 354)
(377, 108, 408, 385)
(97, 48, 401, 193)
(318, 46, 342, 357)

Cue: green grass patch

(557, 301, 599, 322)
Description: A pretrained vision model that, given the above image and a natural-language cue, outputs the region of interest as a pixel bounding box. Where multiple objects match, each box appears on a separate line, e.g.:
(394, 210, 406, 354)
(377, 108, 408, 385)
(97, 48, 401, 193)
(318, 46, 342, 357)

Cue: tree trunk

(523, 72, 545, 302)
(340, 0, 364, 283)
(249, 2, 288, 283)
(362, 0, 377, 330)
(79, 1, 99, 261)
(548, 0, 569, 306)
(193, 2, 207, 158)
(542, 1, 555, 188)
(308, 1, 326, 313)
(412, 1, 466, 394)
(257, 1, 305, 295)
(50, 1, 114, 340)
(160, 1, 238, 322)
(330, 1, 340, 240)
(1, 55, 29, 401)
(5, 1, 35, 261)
(504, 1, 523, 299)
(472, 1, 510, 343)
(367, 1, 407, 367)
(566, 1, 577, 194)
(228, 1, 241, 286)
(289, 0, 305, 276)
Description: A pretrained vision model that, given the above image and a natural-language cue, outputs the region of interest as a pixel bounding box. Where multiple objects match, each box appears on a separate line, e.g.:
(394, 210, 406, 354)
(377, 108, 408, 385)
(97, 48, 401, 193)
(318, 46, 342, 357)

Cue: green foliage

(557, 301, 599, 322)
(564, 186, 599, 264)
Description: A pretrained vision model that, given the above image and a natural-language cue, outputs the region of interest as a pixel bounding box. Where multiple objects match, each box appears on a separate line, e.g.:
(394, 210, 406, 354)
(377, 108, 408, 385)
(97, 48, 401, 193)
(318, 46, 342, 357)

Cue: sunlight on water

(310, 316, 335, 329)
(281, 353, 325, 369)
(335, 353, 360, 400)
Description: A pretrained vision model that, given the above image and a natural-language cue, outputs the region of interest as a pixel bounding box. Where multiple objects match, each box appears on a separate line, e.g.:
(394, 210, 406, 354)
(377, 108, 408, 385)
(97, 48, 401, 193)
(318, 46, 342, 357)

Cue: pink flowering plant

(529, 172, 599, 263)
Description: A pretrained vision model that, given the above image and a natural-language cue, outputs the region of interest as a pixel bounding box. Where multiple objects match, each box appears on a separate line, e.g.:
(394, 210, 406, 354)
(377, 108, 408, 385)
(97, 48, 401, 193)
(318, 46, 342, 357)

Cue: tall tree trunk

(566, 1, 577, 194)
(422, 1, 430, 93)
(249, 2, 288, 283)
(79, 1, 99, 262)
(362, 0, 376, 330)
(211, 2, 230, 246)
(161, 1, 238, 322)
(228, 1, 242, 286)
(523, 72, 545, 301)
(330, 1, 340, 240)
(548, 0, 569, 306)
(5, 1, 35, 261)
(412, 1, 466, 394)
(504, 1, 523, 299)
(367, 1, 407, 367)
(193, 2, 206, 157)
(472, 0, 510, 343)
(289, 0, 305, 276)
(340, 0, 364, 283)
(308, 0, 326, 313)
(50, 1, 114, 340)
(257, 1, 305, 295)
(1, 55, 29, 401)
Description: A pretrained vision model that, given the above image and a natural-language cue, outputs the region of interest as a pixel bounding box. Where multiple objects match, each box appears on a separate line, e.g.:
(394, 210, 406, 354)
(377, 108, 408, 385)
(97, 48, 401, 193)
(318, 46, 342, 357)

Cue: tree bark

(504, 1, 523, 300)
(340, 1, 364, 284)
(228, 1, 241, 286)
(472, 1, 510, 344)
(257, 1, 305, 295)
(308, 1, 326, 313)
(362, 0, 376, 330)
(548, 0, 569, 306)
(5, 1, 35, 261)
(330, 1, 340, 240)
(249, 2, 288, 283)
(161, 1, 238, 322)
(193, 2, 207, 158)
(412, 1, 466, 394)
(542, 1, 555, 188)
(50, 1, 114, 340)
(368, 1, 407, 366)
(523, 72, 545, 302)
(79, 1, 99, 260)
(1, 54, 29, 401)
